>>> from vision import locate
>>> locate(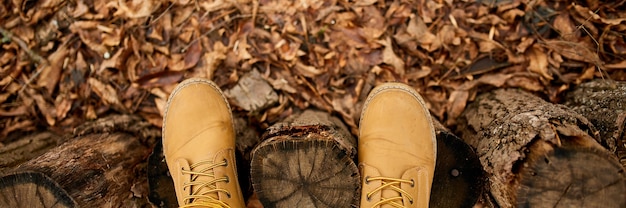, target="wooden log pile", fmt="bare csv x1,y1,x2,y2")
0,115,159,207
2,80,625,208
0,108,491,207
457,88,626,207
